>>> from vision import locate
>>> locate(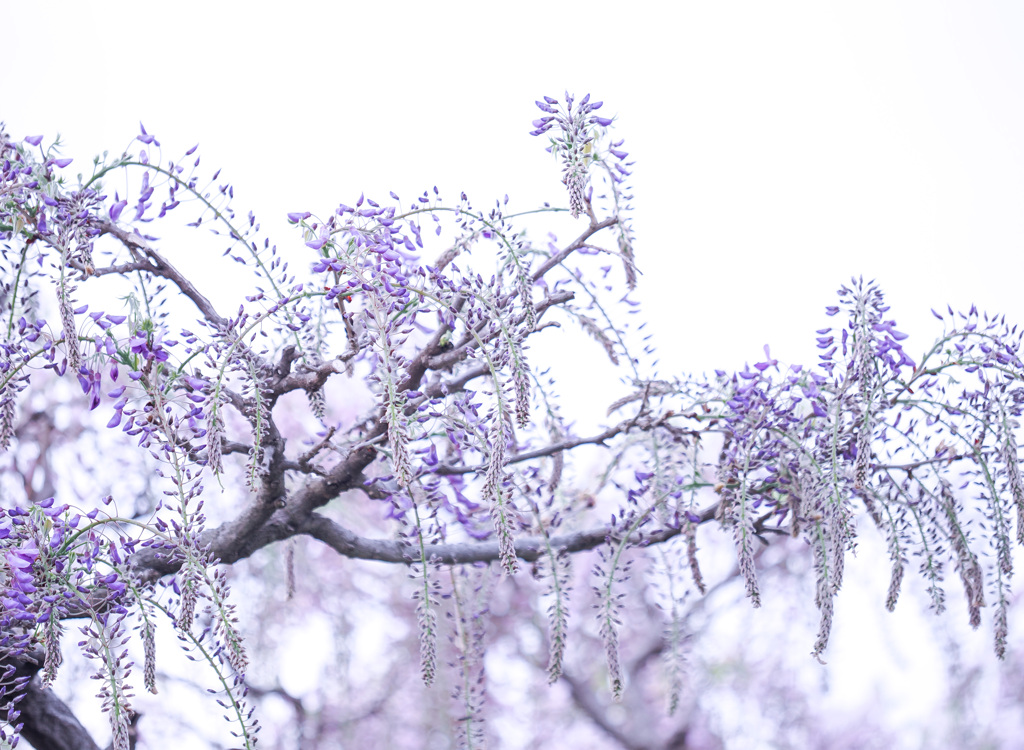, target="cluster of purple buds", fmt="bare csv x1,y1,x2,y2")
23,135,73,171
818,283,916,379
0,133,72,243
128,330,173,365
531,93,614,218
297,193,419,311
3,538,41,624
